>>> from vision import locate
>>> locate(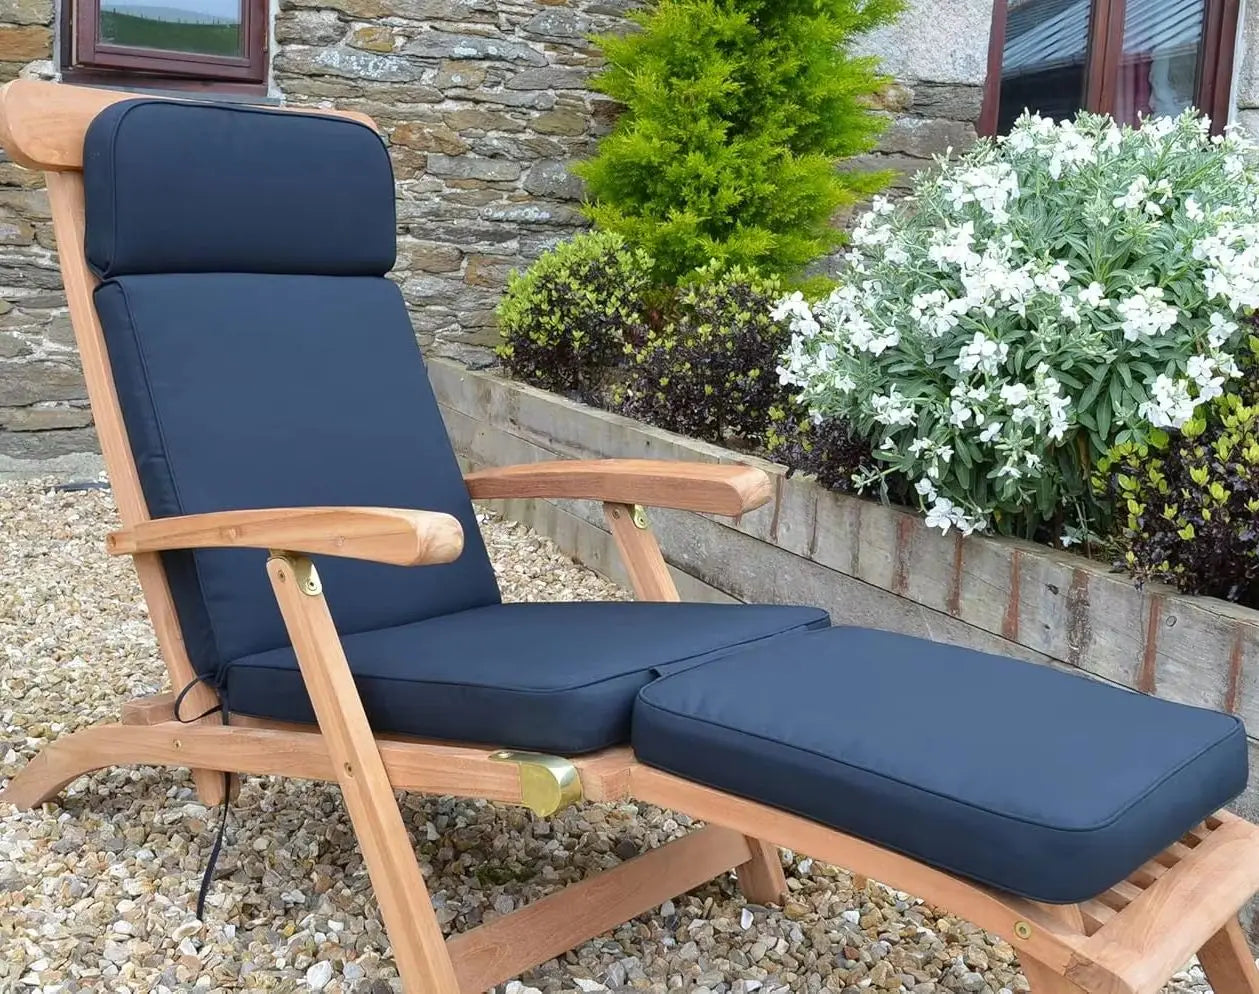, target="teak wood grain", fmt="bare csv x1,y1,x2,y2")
604,501,681,602
1198,920,1259,994
108,506,465,567
465,458,773,517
